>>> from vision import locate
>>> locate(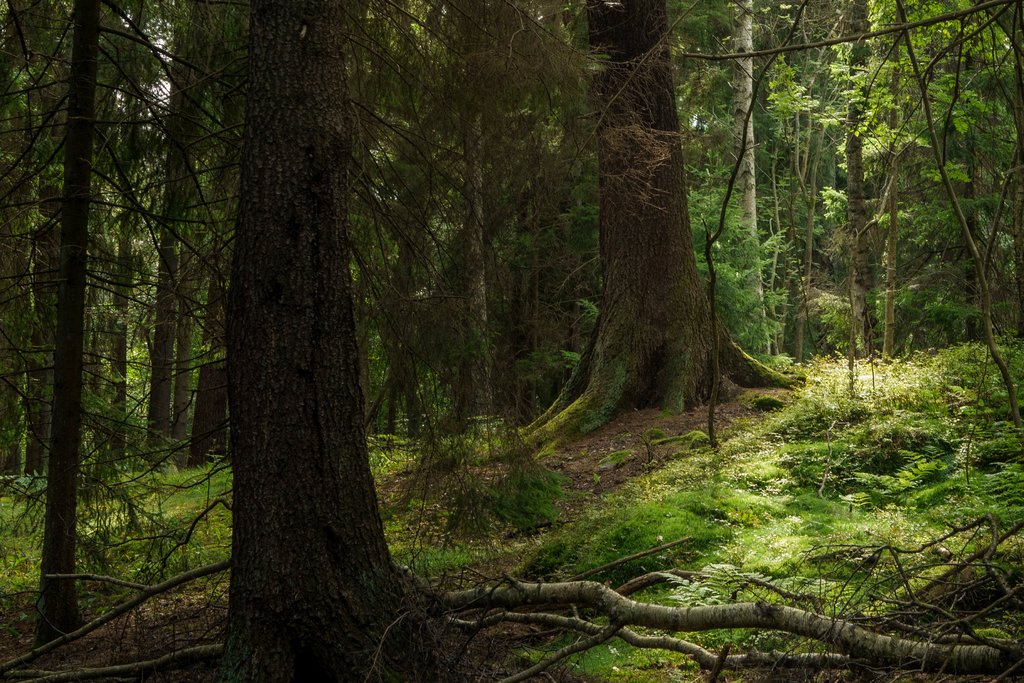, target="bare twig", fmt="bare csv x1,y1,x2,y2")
498,622,621,683
568,537,690,582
